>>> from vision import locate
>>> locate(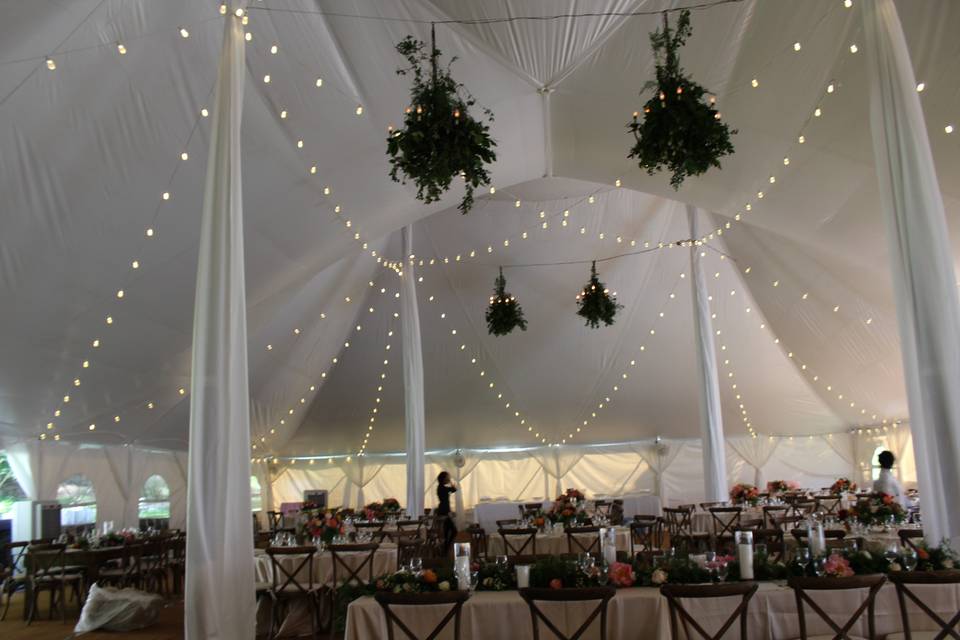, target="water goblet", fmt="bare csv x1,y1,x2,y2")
884,543,900,566
716,561,729,582
812,557,826,577
581,555,596,578
596,564,610,586
902,548,918,572
496,555,509,569
796,547,811,574
469,571,479,591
